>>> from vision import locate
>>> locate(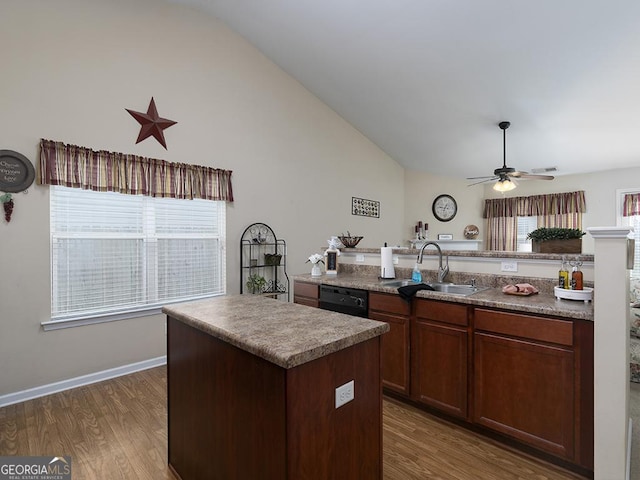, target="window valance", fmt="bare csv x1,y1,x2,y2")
37,139,233,202
483,191,585,218
623,193,640,217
